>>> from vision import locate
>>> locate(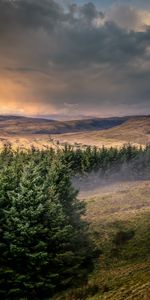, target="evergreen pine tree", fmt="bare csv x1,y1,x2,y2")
0,159,92,299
